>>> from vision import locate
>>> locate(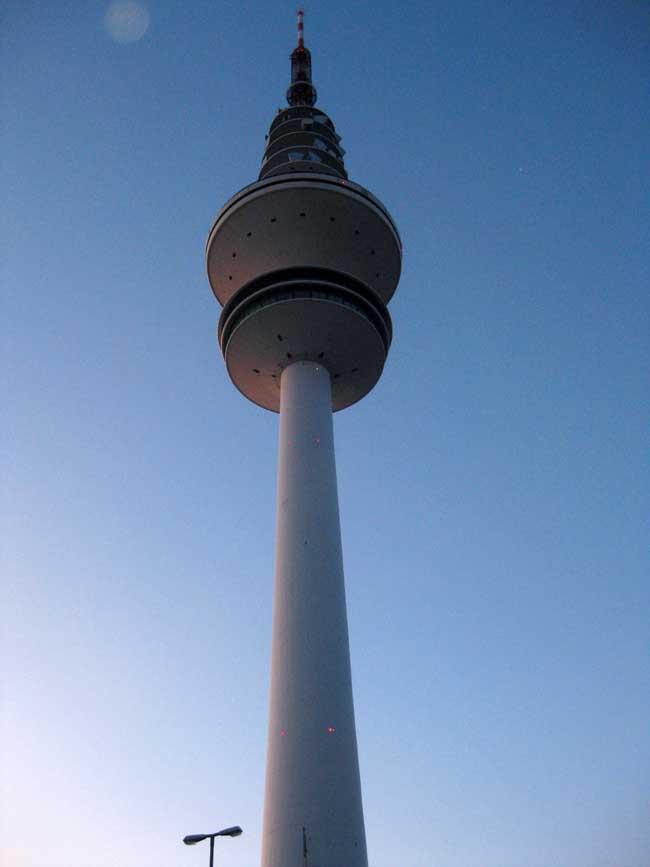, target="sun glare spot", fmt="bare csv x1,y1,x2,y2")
104,1,150,43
